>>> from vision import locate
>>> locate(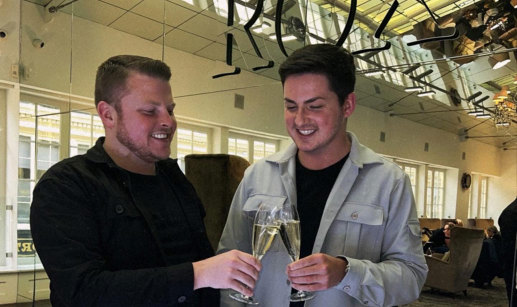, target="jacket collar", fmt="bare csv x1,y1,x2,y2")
86,137,117,166
265,132,384,168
